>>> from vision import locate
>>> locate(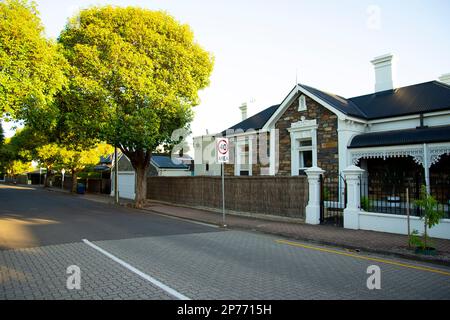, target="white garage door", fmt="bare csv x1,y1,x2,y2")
117,172,135,200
